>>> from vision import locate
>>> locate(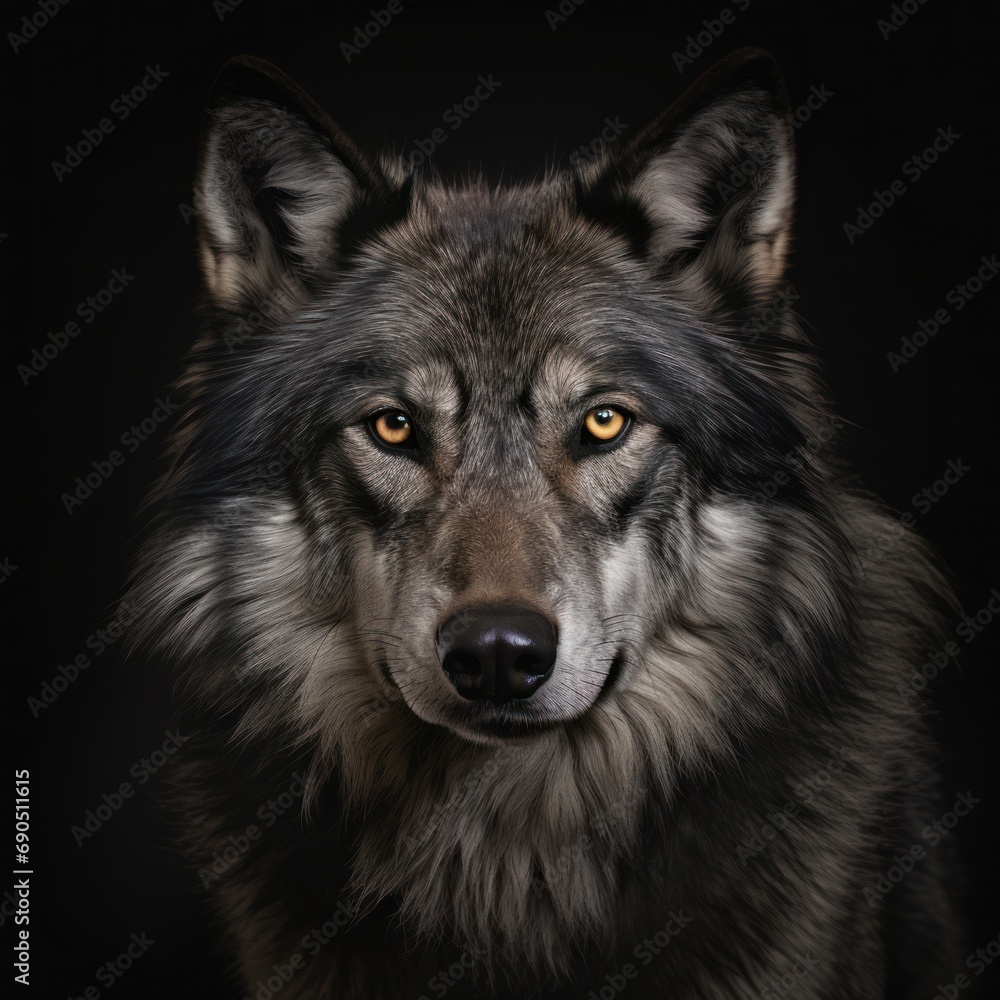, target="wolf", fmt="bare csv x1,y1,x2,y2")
128,49,964,998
